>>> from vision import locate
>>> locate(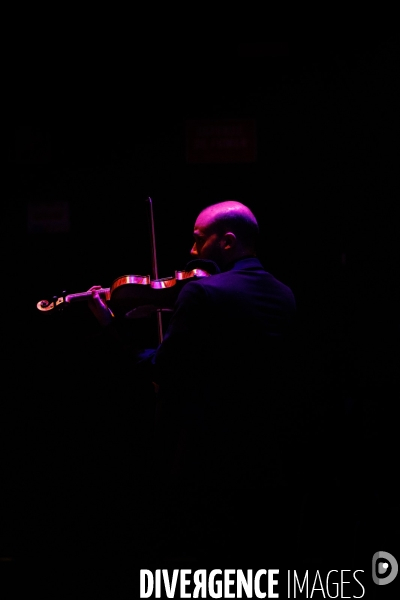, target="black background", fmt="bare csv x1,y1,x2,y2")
2,39,399,593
